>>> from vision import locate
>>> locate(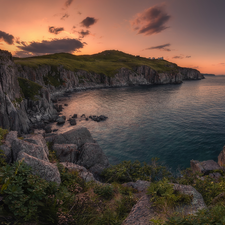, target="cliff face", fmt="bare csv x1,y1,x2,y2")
0,50,204,133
